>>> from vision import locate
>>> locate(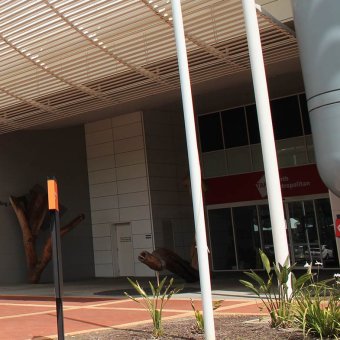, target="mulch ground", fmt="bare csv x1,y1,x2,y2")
66,315,304,339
